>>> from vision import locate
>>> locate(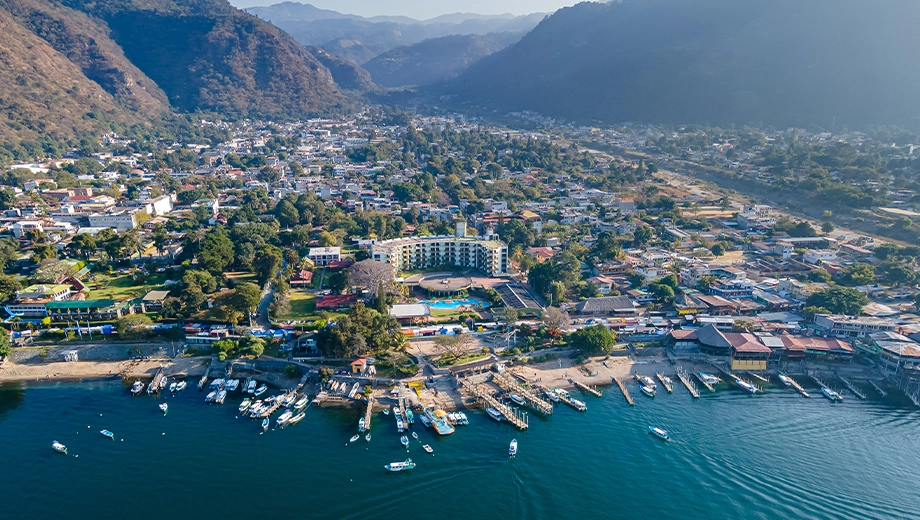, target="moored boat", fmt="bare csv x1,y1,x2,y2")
385,459,415,472
649,426,670,440
288,412,306,425
411,431,418,440
349,434,361,443
778,374,793,386
508,393,525,406
215,389,227,404
544,389,561,402
396,417,405,433
359,417,366,432
168,382,177,393
365,433,371,442
419,413,431,428
254,384,267,397
640,385,656,398
100,429,114,440
405,409,414,424
293,396,309,410
422,444,433,454
486,407,504,422
637,375,657,389
700,372,722,385
425,408,455,435
400,435,409,448
382,408,390,416
239,398,251,413
821,386,842,401
276,410,293,427
52,441,67,454
175,381,187,392
458,412,469,425
509,438,518,457
736,379,758,394
570,398,588,411
131,381,145,395
247,380,257,394
262,418,269,432
159,403,168,415
205,390,217,403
